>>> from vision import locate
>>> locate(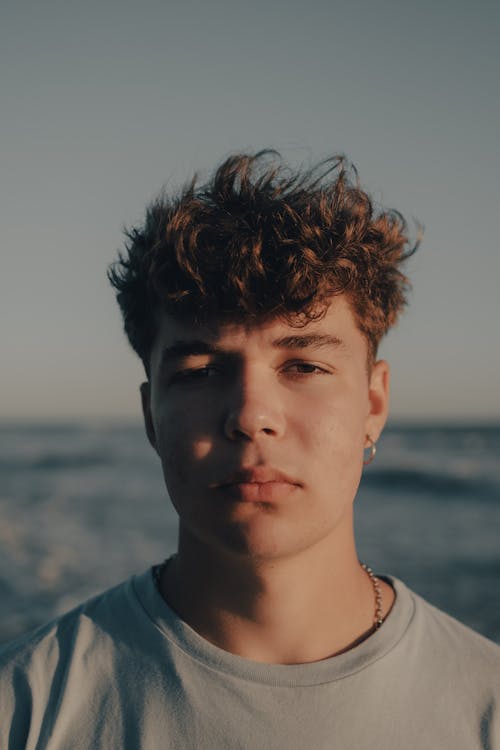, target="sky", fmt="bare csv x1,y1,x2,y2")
2,0,499,423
